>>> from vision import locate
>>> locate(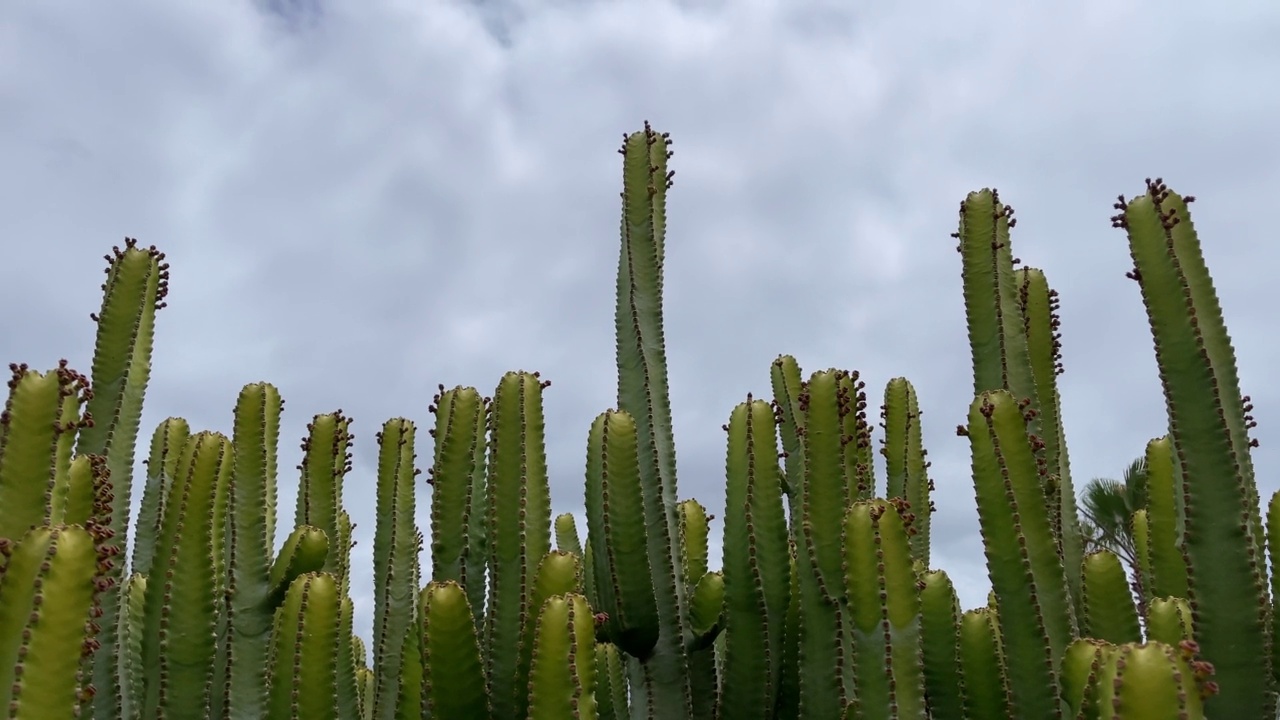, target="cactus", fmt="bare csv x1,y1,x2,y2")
2,132,1275,720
